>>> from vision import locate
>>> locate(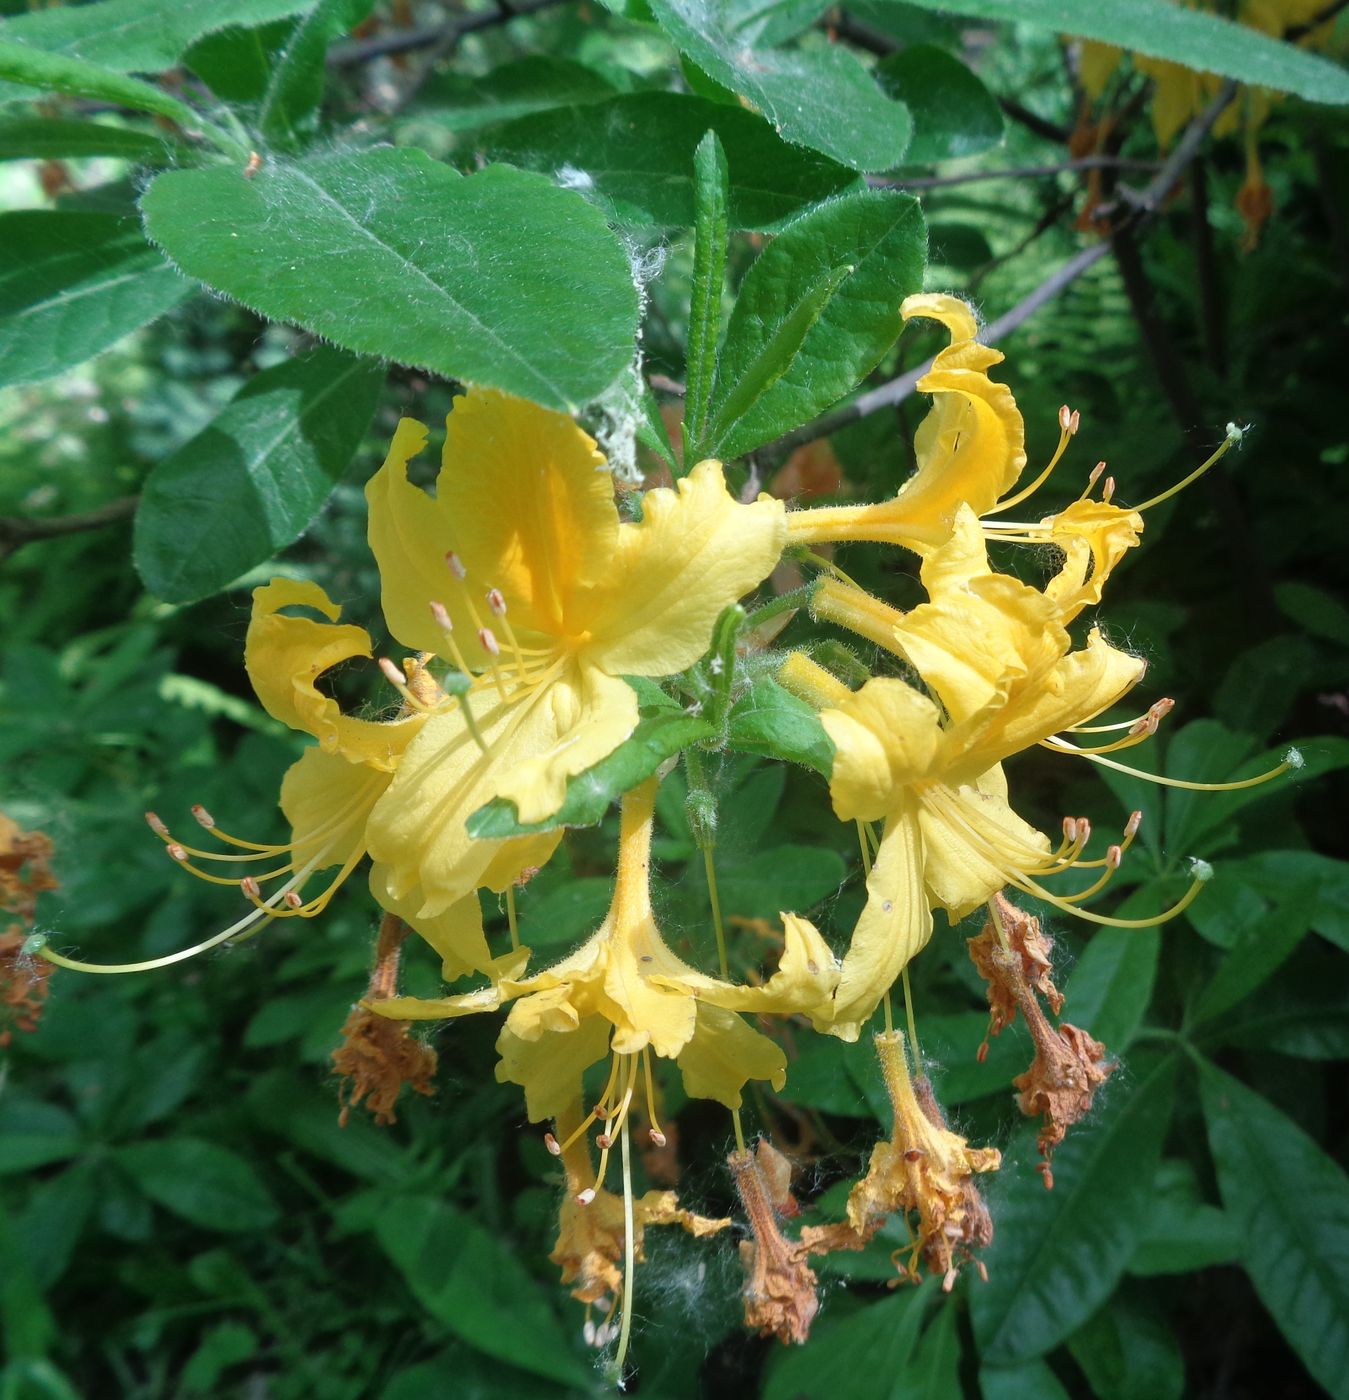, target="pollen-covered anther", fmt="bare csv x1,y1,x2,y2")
544,1132,562,1156
1058,403,1076,433
1105,844,1122,870
1102,475,1116,502
444,550,467,580
283,890,304,910
1124,810,1143,839
145,811,169,838
191,804,216,829
167,843,189,862
575,1187,597,1207
377,657,405,687
595,1131,613,1150
487,588,507,617
240,876,261,900
428,599,453,631
1087,460,1106,488
649,1128,667,1148
477,627,501,658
